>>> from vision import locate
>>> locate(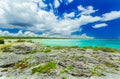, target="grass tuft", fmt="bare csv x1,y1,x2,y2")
32,61,56,74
